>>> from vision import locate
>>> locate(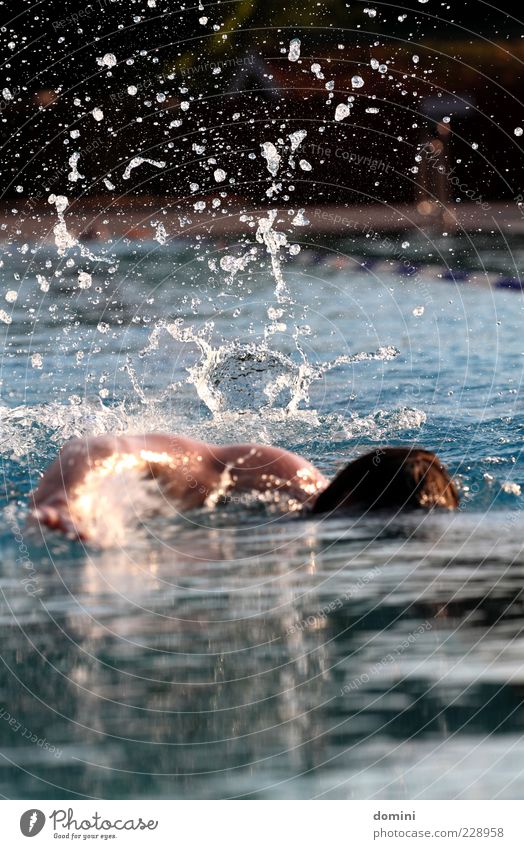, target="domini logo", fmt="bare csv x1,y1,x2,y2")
20,809,46,837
